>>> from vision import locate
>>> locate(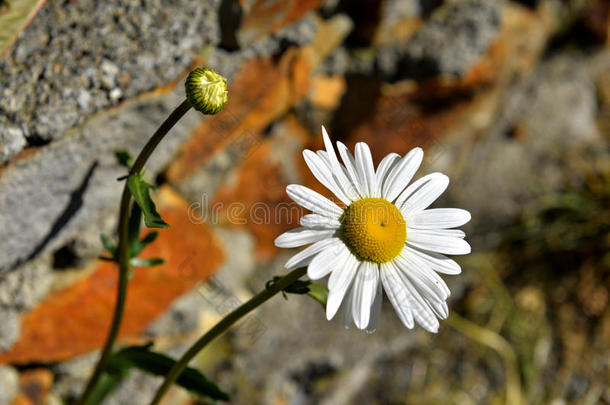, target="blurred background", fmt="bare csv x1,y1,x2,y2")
0,0,609,404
